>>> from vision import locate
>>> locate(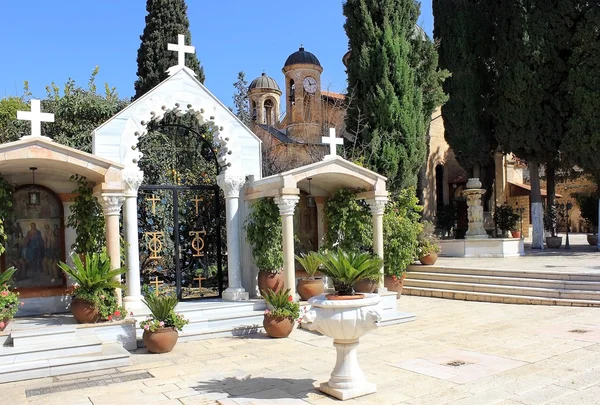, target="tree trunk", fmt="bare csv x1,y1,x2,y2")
529,160,544,249
546,163,556,237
